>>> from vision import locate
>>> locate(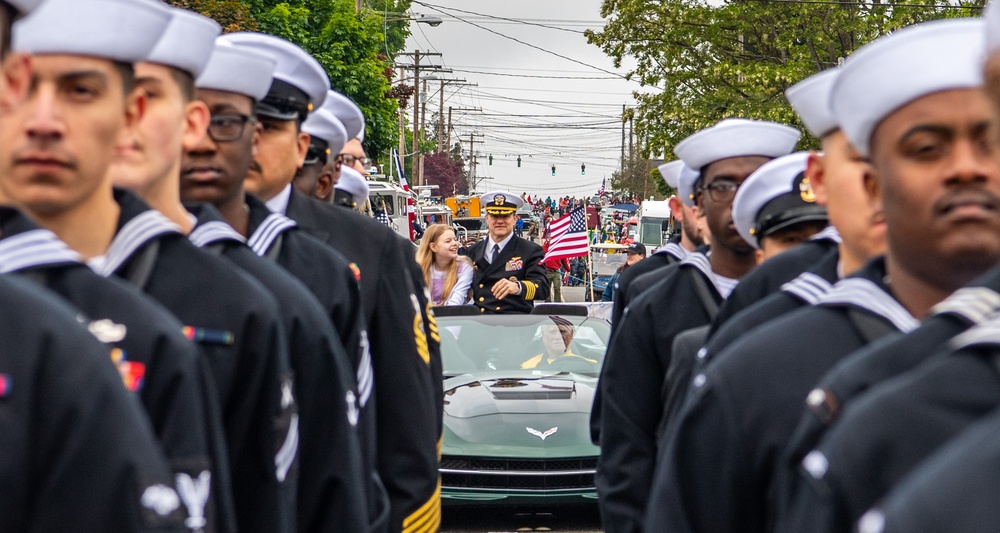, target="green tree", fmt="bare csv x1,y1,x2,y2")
169,0,416,164
587,0,984,160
